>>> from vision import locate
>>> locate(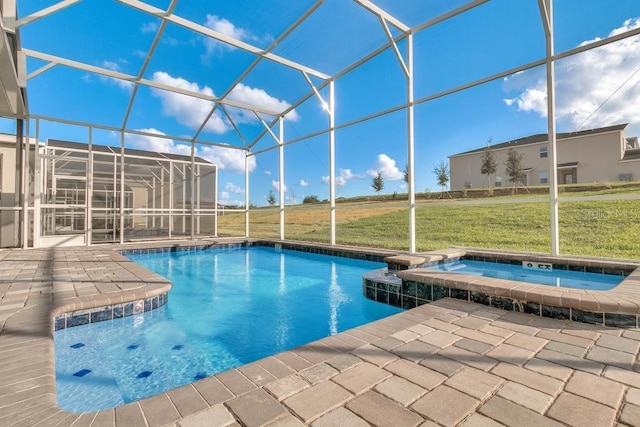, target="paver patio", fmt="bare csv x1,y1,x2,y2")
1,241,640,426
